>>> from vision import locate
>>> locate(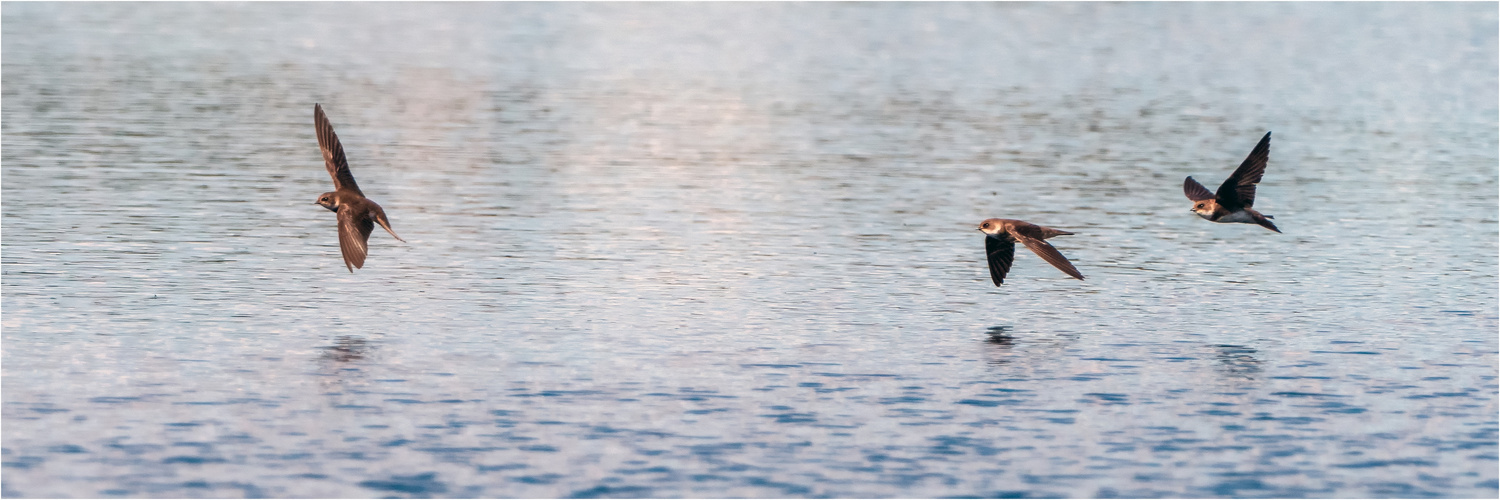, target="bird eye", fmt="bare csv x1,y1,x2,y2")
981,223,990,229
